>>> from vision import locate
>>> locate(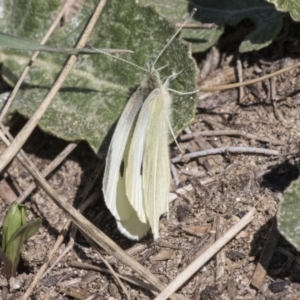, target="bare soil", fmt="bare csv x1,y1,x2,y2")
2,15,300,300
